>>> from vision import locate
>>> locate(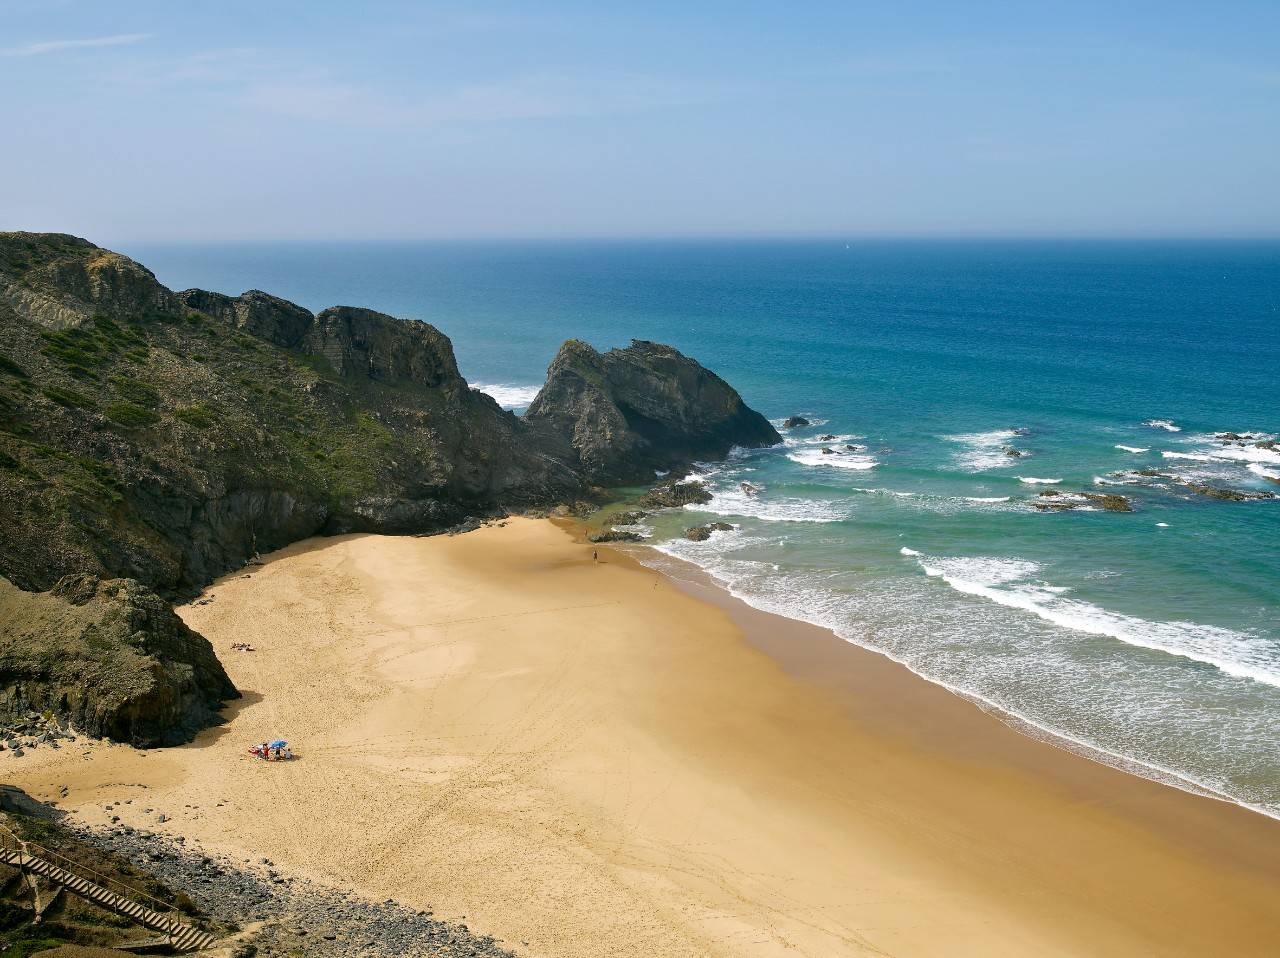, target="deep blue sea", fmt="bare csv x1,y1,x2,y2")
125,239,1280,817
